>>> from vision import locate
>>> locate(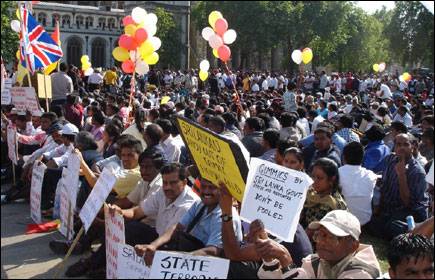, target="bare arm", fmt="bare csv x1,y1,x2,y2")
412,217,434,238
395,159,411,207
